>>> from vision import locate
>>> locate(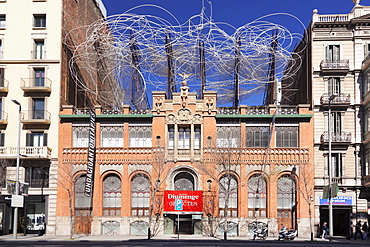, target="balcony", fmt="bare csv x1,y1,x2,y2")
0,146,52,159
0,78,9,93
166,149,202,161
21,78,52,93
320,93,350,109
21,110,51,125
320,131,351,150
0,111,8,125
320,59,349,74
